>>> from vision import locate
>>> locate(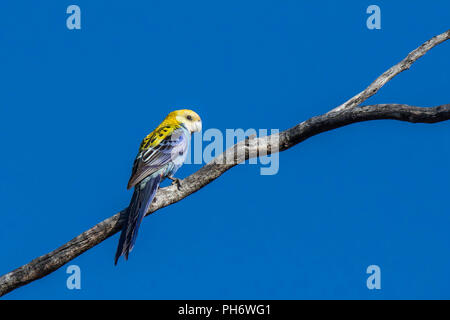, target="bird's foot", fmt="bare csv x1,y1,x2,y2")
168,176,182,190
